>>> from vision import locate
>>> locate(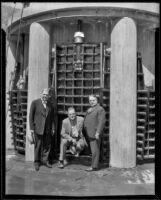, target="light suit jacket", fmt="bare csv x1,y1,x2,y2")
61,116,84,140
